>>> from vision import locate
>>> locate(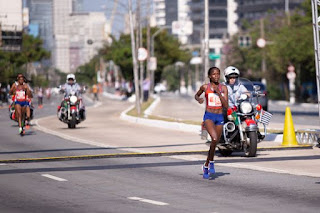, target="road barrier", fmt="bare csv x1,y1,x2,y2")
296,129,320,145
